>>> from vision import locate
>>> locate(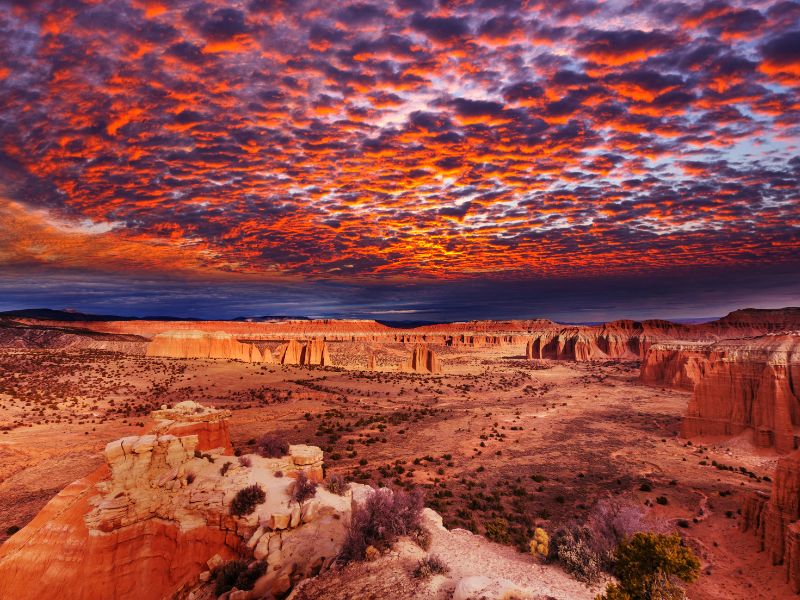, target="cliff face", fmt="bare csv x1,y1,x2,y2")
404,345,442,374
639,343,714,390
679,335,800,453
276,339,333,366
526,309,800,363
741,448,800,592
146,330,267,363
0,402,349,600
